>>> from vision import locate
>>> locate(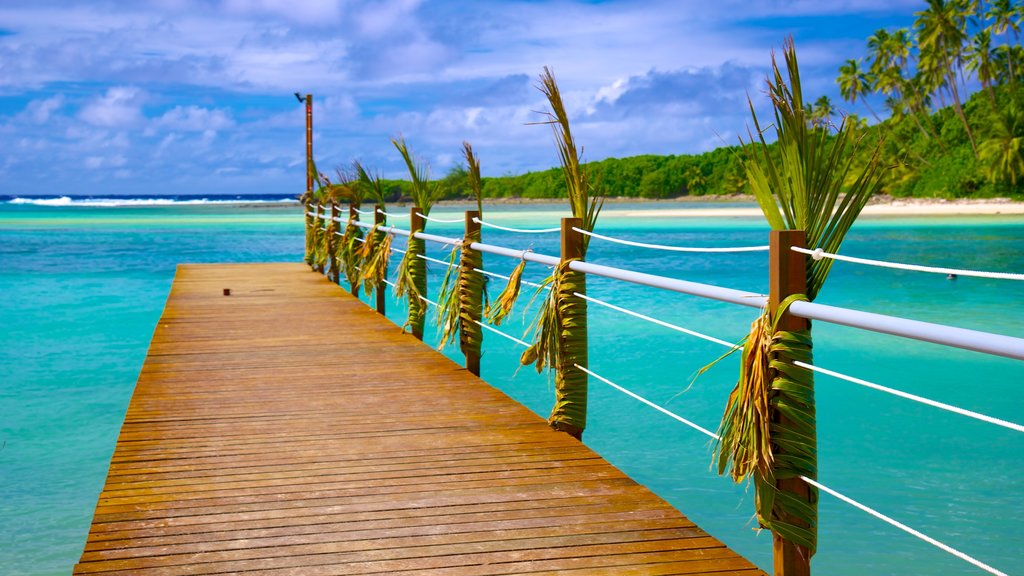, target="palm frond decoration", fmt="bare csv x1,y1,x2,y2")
357,224,393,296
329,168,366,292
485,258,526,325
354,162,391,297
516,67,604,438
713,38,888,556
391,137,440,337
436,142,487,364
